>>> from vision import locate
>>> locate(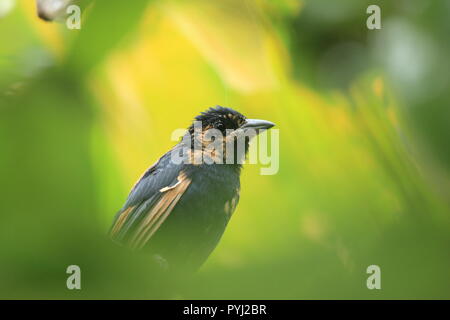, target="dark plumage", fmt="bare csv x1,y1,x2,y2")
109,106,274,272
